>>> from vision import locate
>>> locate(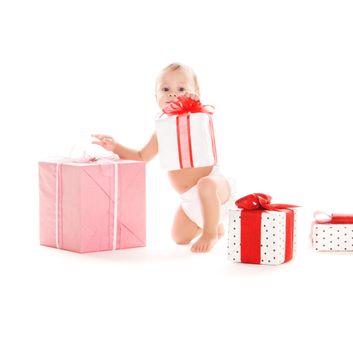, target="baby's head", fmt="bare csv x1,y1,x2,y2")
155,63,200,109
